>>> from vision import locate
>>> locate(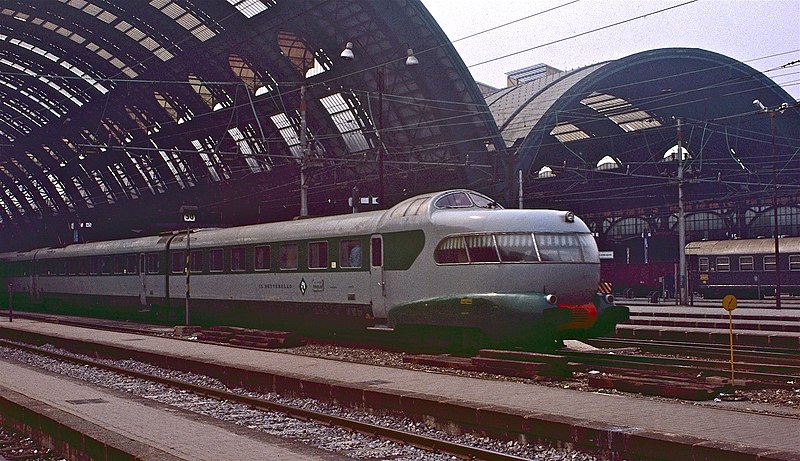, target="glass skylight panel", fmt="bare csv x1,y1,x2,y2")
270,113,302,157
110,163,138,199
580,91,662,133
30,179,55,210
227,0,273,18
191,138,229,180
321,93,370,153
158,150,185,189
550,123,590,143
150,0,218,42
126,151,163,194
0,196,11,217
16,183,39,211
89,169,115,203
3,188,23,214
228,127,264,173
72,176,94,208
47,174,73,208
